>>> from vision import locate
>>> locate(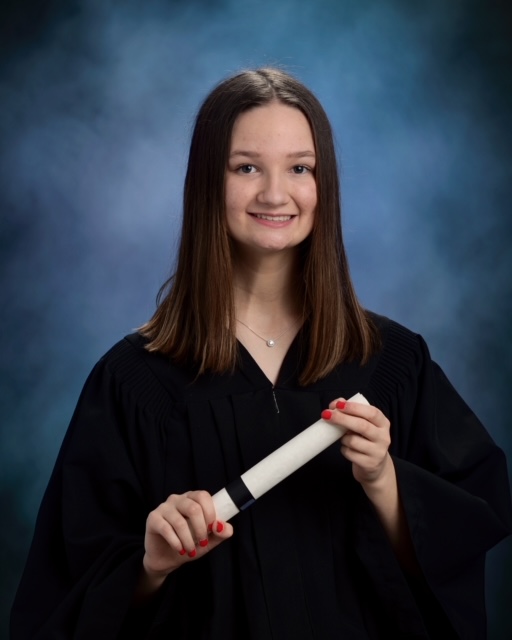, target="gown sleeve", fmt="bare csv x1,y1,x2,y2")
360,318,512,637
10,339,180,639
